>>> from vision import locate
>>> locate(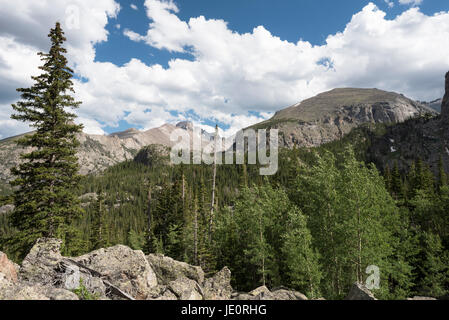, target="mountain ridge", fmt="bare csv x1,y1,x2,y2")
0,87,441,190
0,121,212,189
252,87,437,148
